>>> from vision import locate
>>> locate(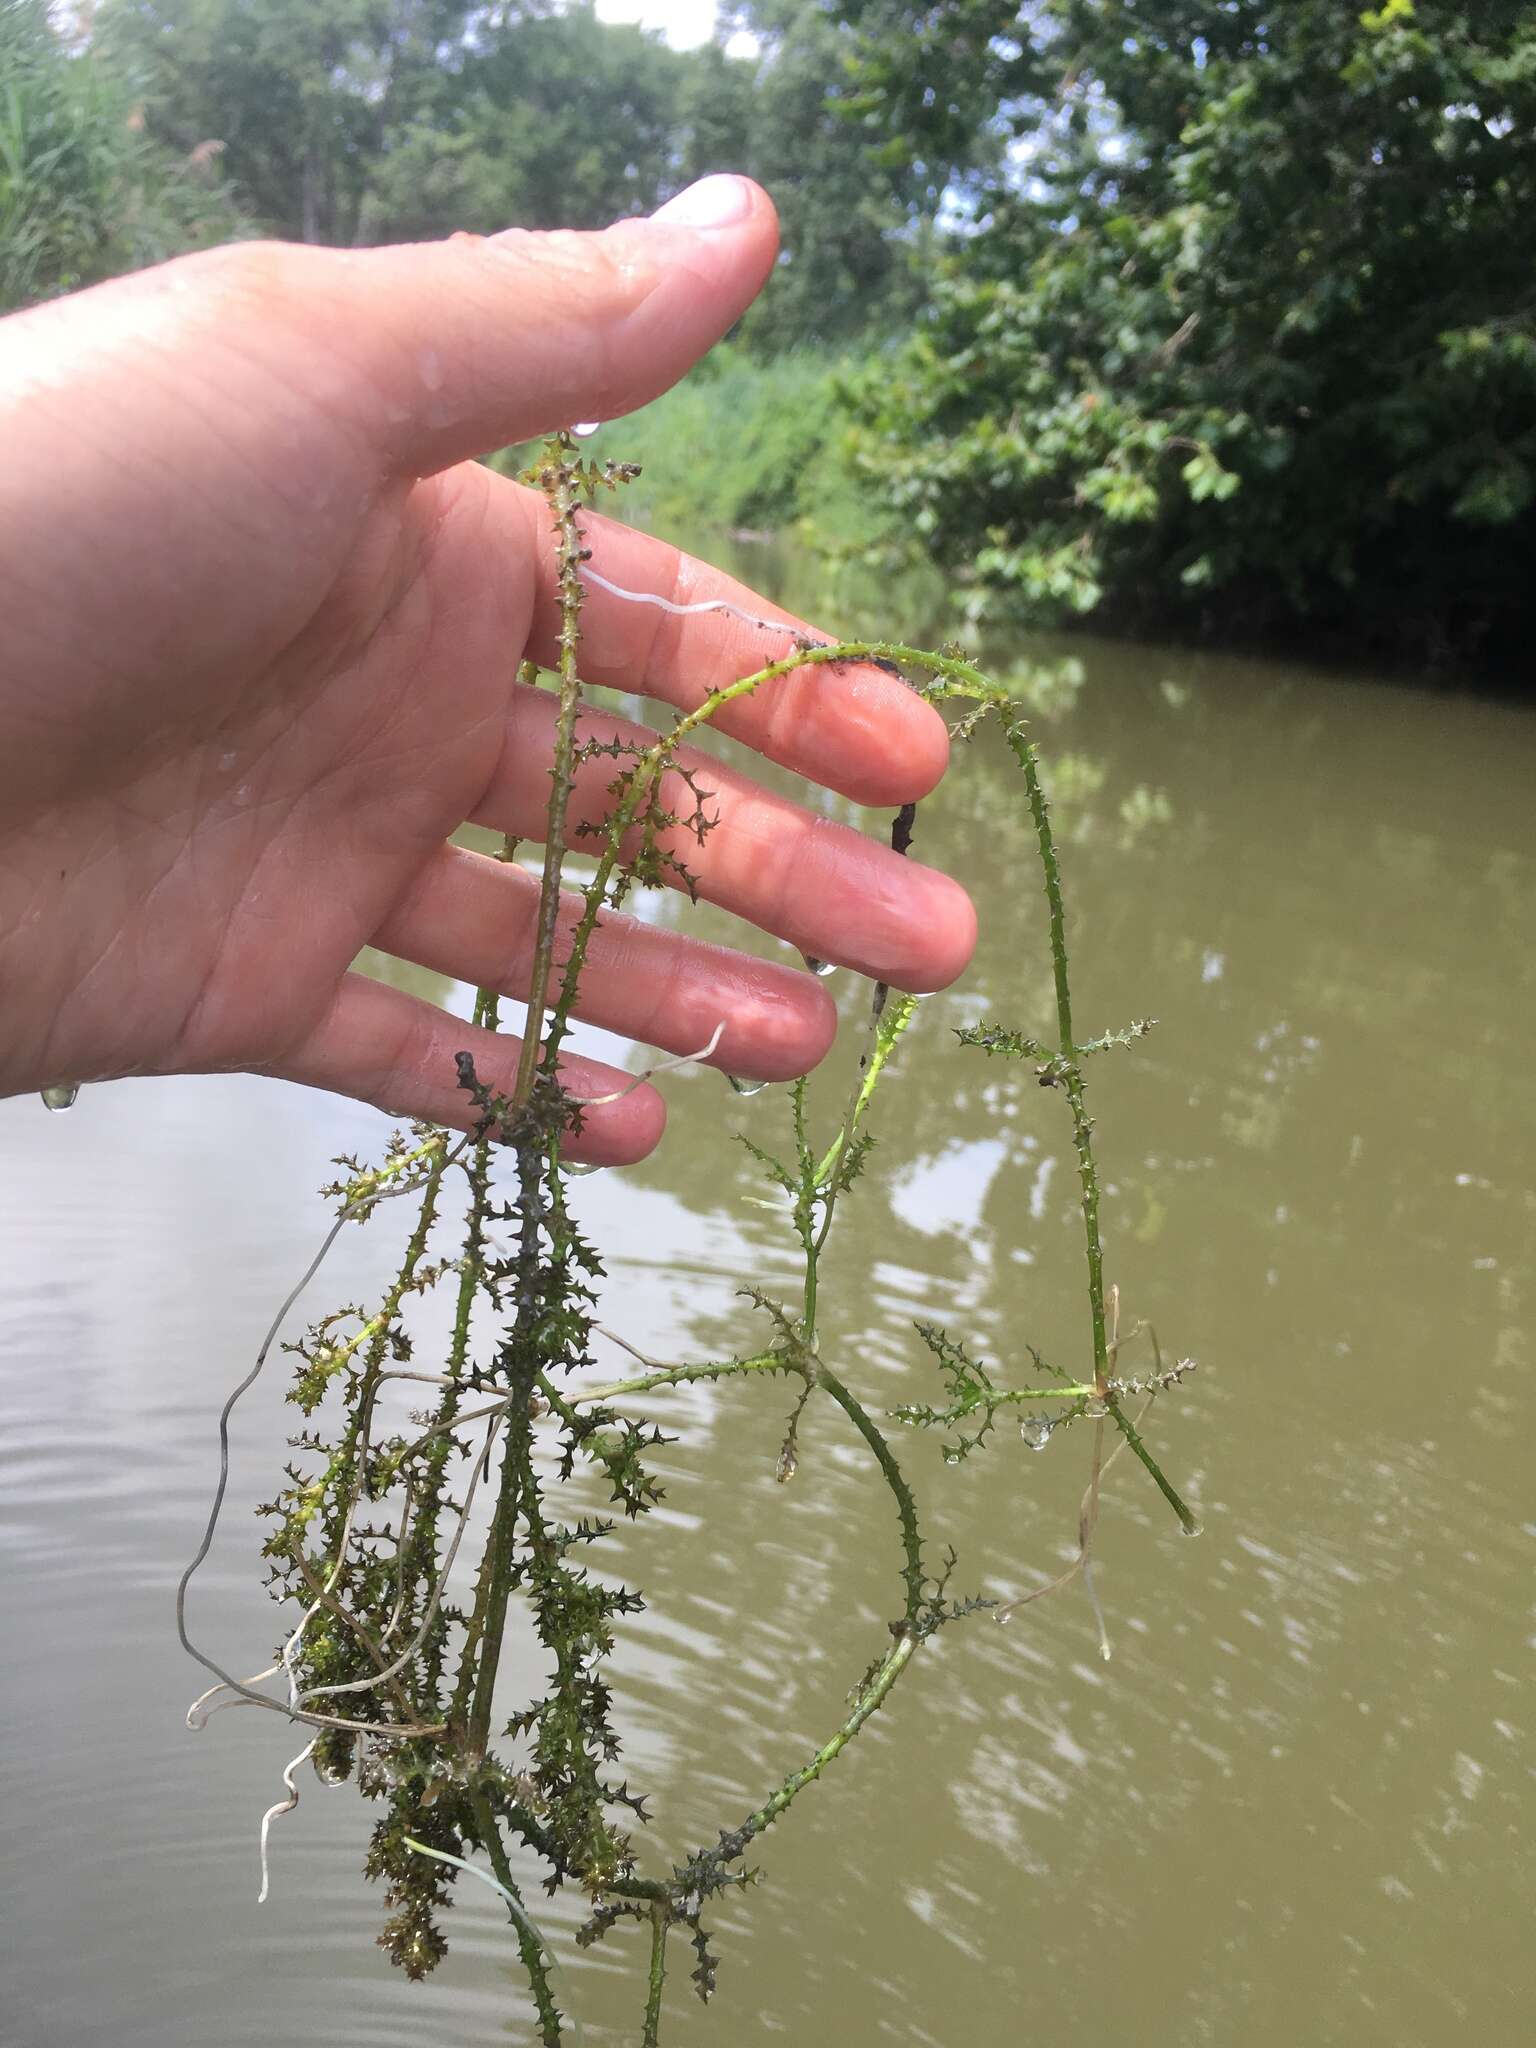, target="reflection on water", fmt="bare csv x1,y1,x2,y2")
2,553,1534,2047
